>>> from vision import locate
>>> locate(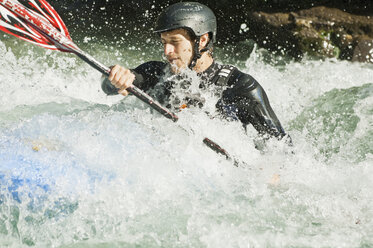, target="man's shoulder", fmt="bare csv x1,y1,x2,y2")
216,63,258,89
